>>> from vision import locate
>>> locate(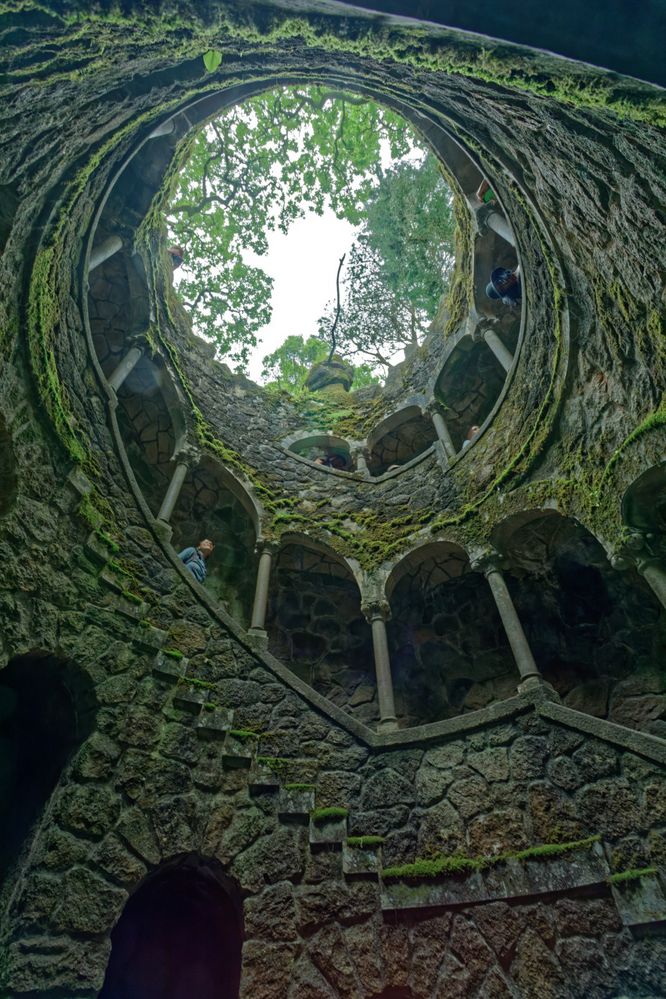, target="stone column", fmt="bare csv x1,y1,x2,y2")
108,346,143,391
89,235,123,272
473,554,542,686
249,542,277,639
427,405,456,460
363,602,398,731
611,534,666,612
157,446,199,525
350,445,369,475
482,328,514,373
148,118,176,139
485,210,515,246
636,556,666,610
